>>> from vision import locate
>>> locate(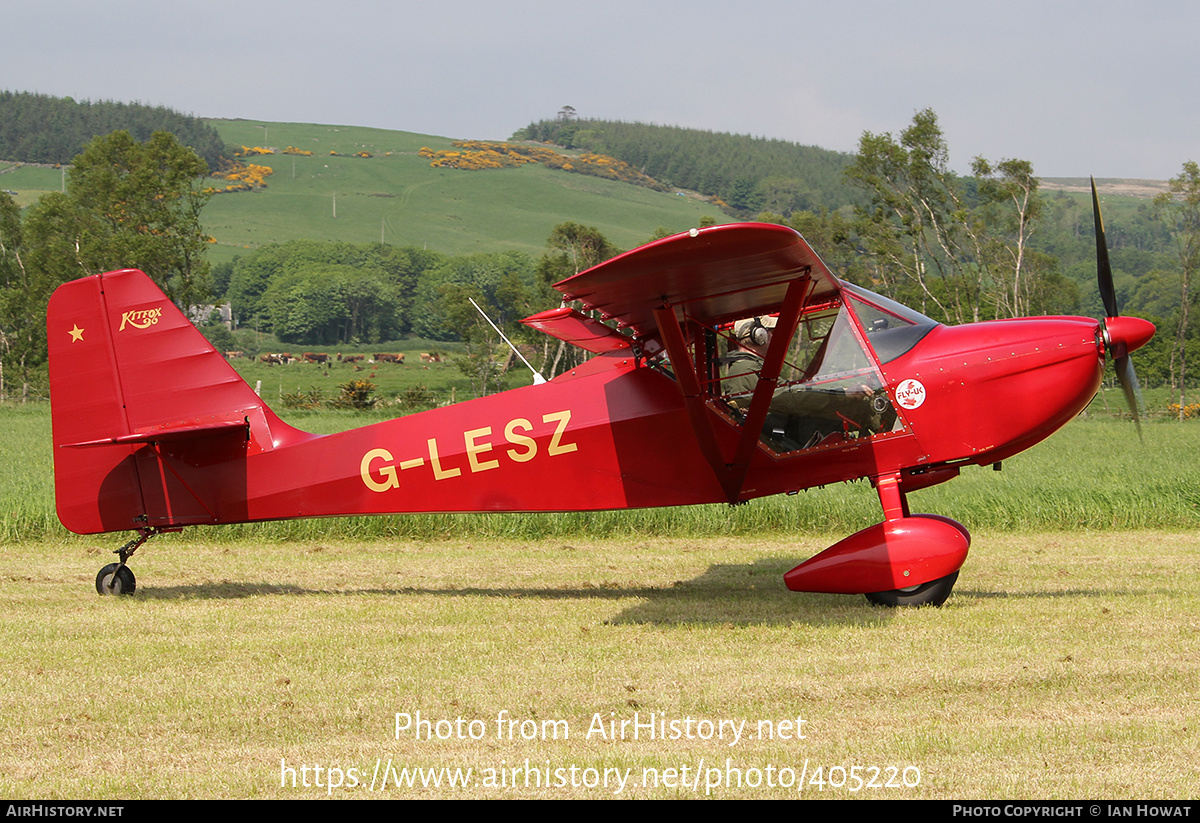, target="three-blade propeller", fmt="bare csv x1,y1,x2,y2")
1092,177,1153,439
